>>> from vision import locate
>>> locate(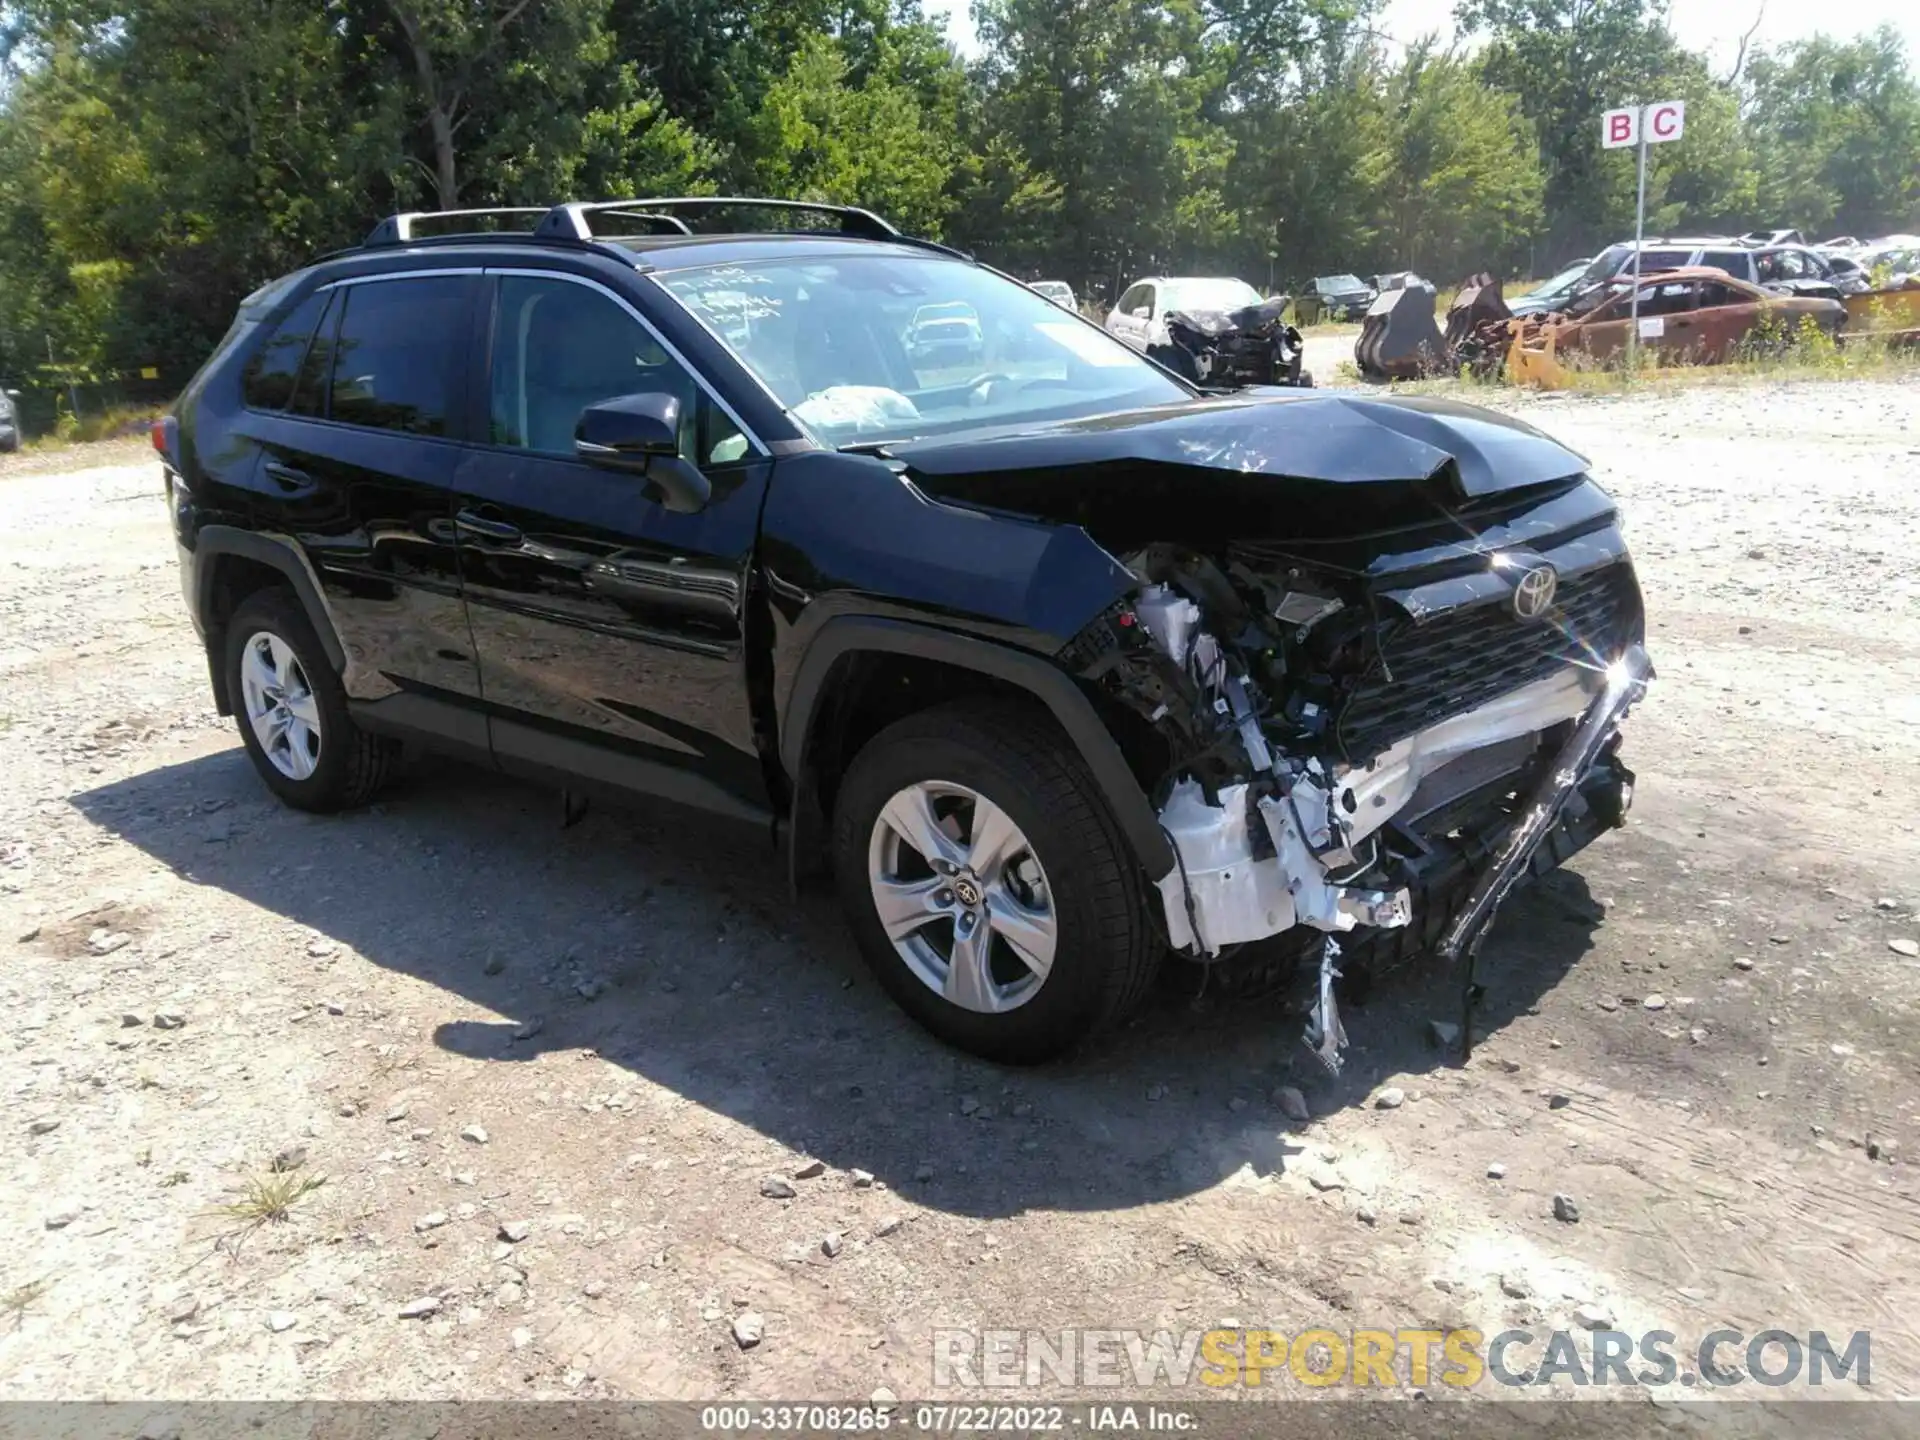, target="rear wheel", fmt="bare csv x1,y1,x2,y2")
224,588,394,812
832,700,1158,1063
